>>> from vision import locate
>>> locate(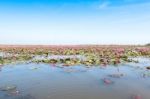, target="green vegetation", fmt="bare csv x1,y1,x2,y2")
0,45,150,66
